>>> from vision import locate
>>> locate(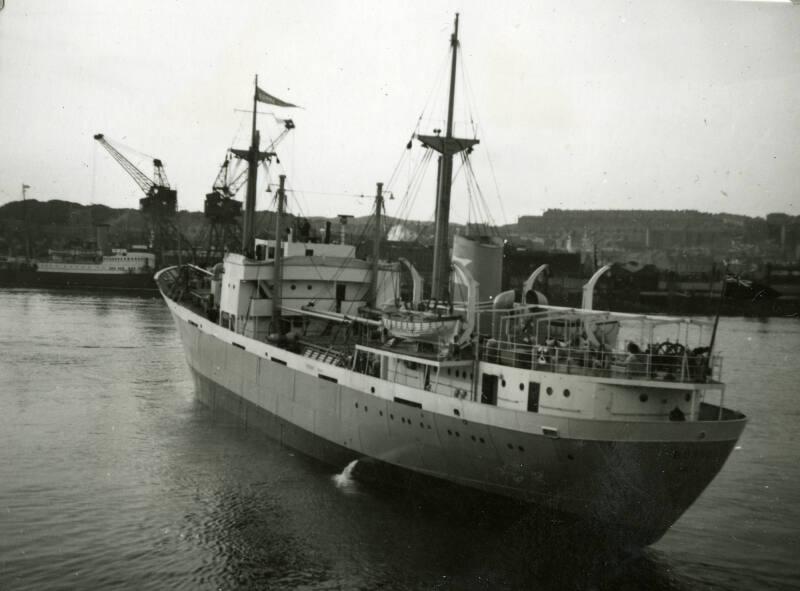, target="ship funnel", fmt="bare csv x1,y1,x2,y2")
452,234,503,333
